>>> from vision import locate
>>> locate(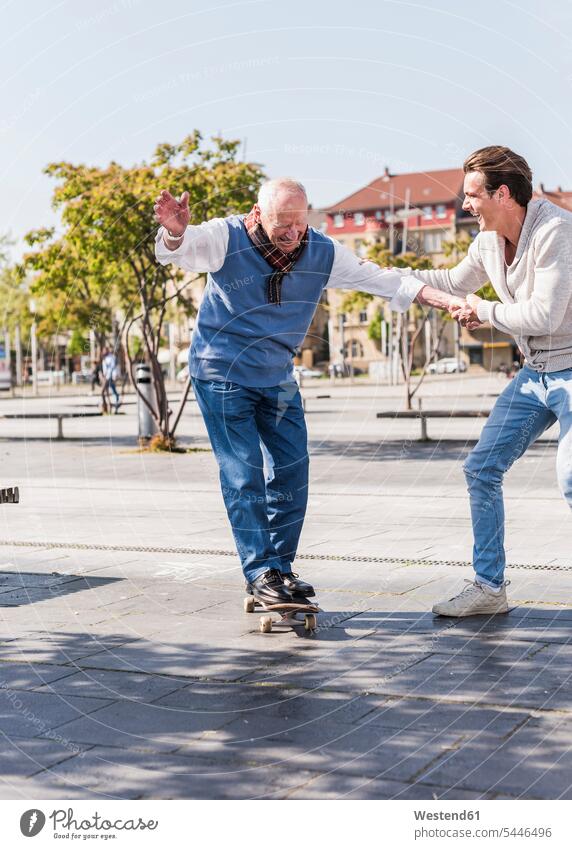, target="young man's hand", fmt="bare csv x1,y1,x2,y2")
153,190,190,237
